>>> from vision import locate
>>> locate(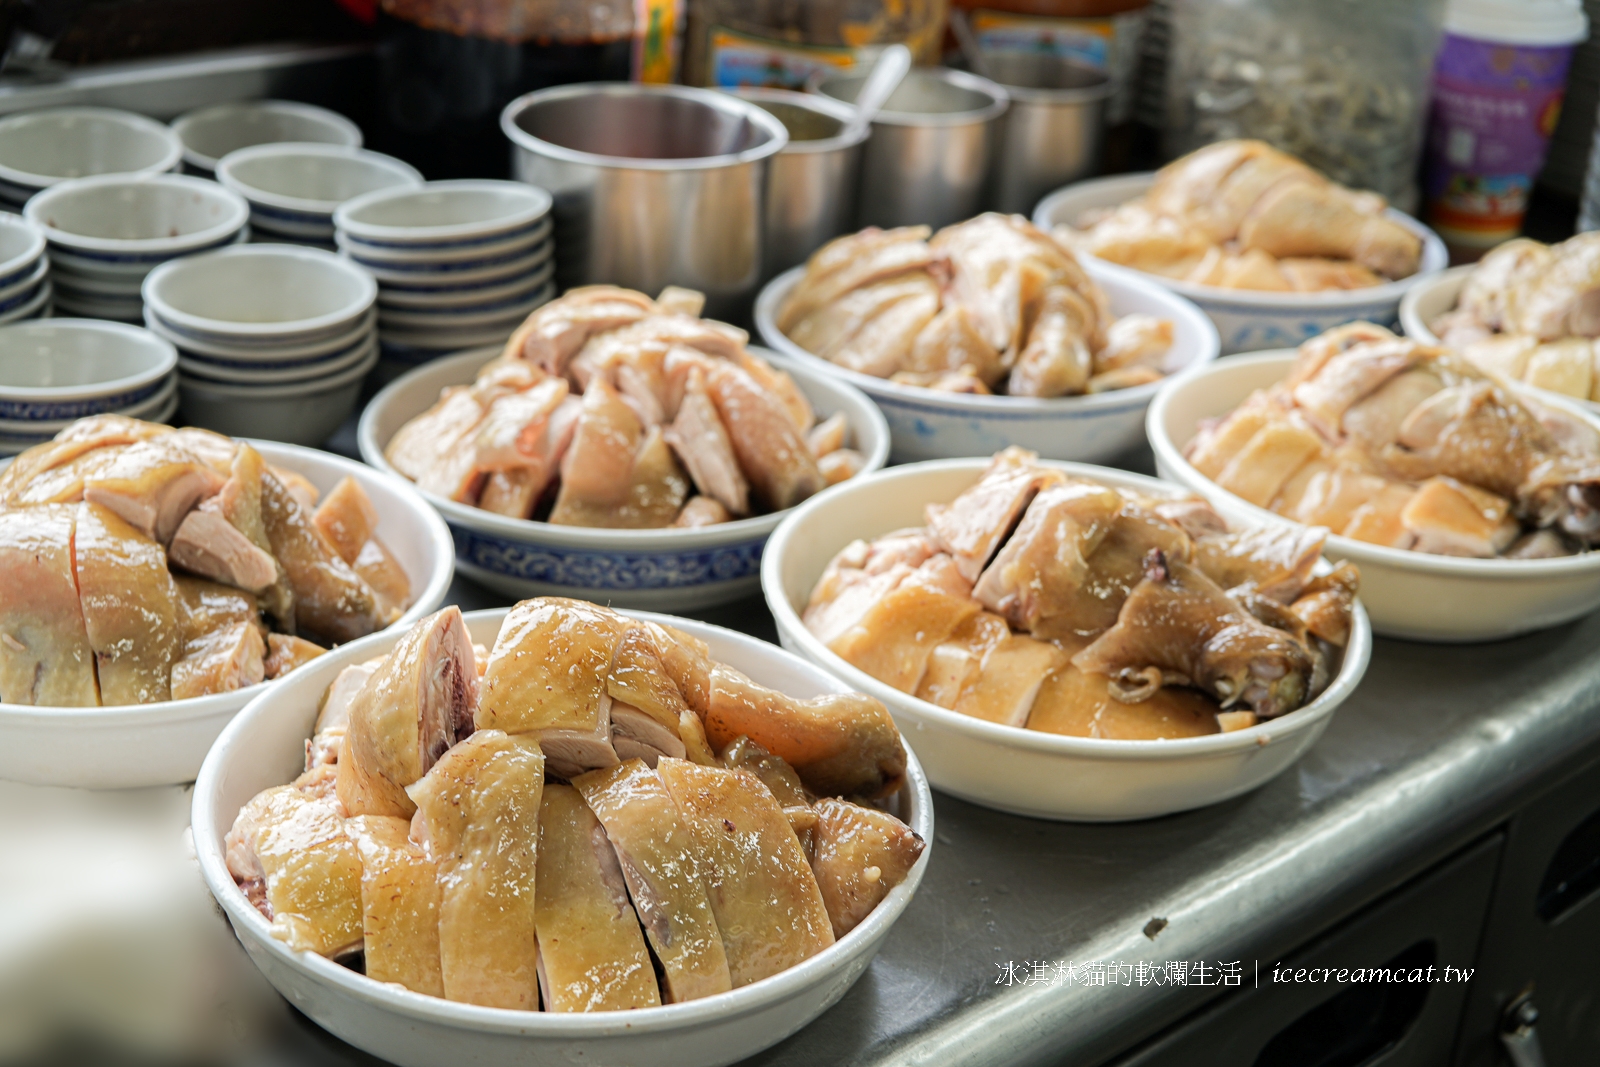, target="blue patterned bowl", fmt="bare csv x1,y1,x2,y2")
1033,172,1449,356
0,318,176,423
358,345,890,610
